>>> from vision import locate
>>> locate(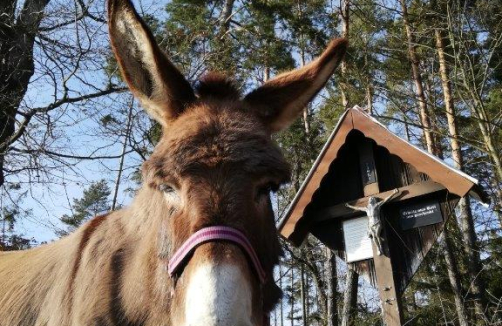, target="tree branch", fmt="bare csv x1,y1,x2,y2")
39,0,106,32
8,147,135,160
0,86,127,151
